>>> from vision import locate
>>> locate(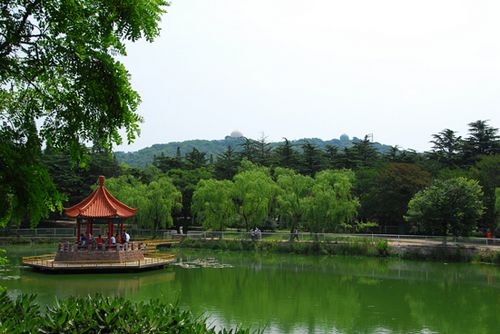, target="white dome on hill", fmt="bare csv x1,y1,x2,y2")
229,130,244,138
